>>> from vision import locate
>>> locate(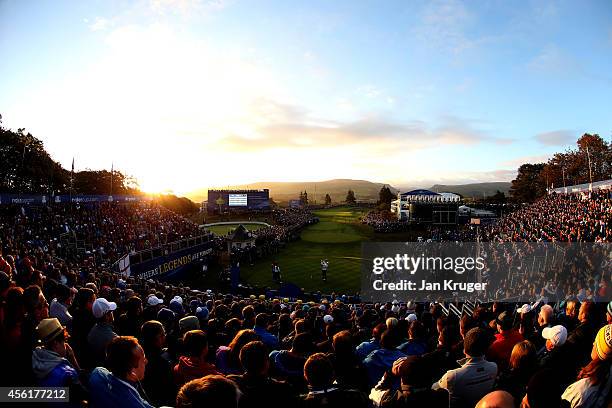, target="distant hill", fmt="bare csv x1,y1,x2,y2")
429,182,511,198
186,179,399,203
